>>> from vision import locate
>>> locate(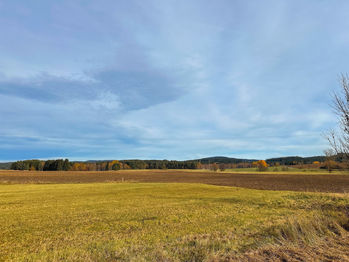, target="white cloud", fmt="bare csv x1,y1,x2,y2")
0,0,348,160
